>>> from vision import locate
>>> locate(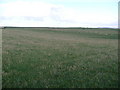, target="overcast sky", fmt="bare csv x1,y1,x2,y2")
0,0,119,28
